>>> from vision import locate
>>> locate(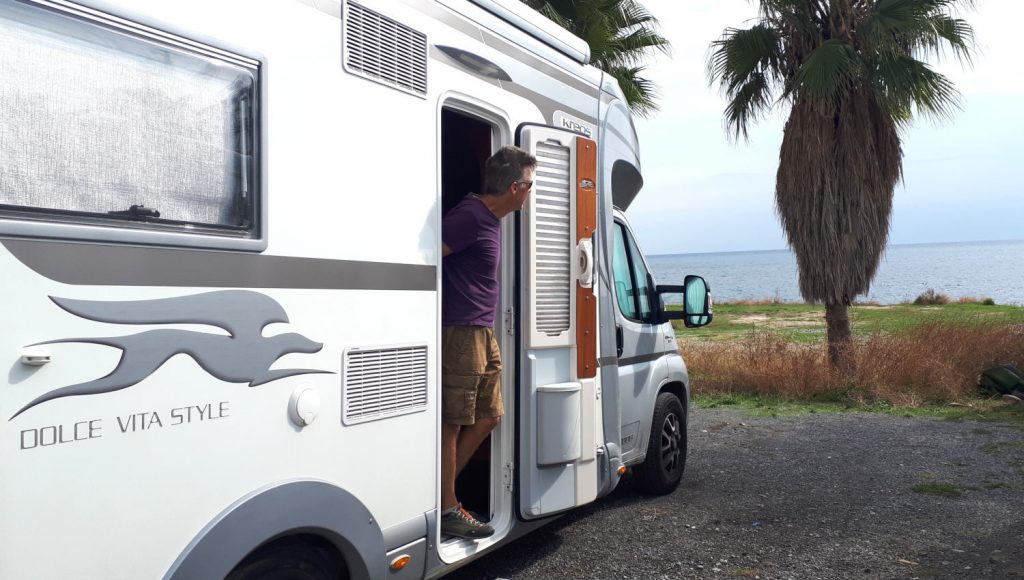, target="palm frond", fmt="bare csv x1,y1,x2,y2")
926,15,975,64
607,64,660,117
707,25,781,94
522,0,669,113
724,72,773,141
872,54,962,126
785,39,862,109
